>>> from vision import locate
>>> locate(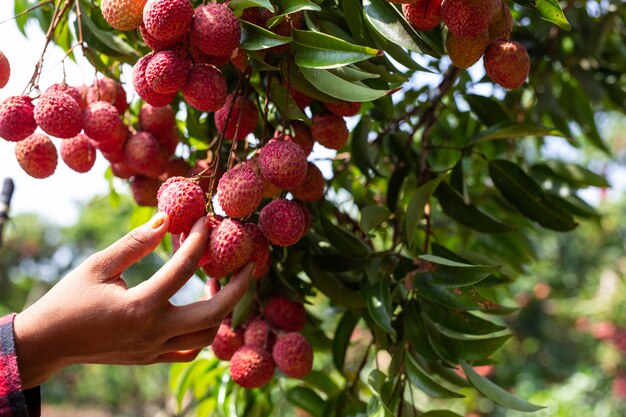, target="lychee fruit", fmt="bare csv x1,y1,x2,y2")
446,30,490,69
140,23,177,51
138,104,176,138
132,53,177,107
402,0,443,31
246,223,271,279
296,201,312,236
441,0,495,39
289,162,324,202
264,296,307,332
143,0,194,45
488,2,513,40
288,121,315,156
229,345,275,389
212,319,244,361
86,77,128,114
124,131,168,178
131,176,162,206
259,199,306,247
157,176,206,234
15,133,57,179
310,112,349,150
0,96,36,142
272,333,313,378
258,139,308,189
189,4,241,60
44,82,85,109
34,91,83,138
0,51,9,88
101,0,147,30
110,160,136,179
484,39,529,90
95,120,130,154
214,95,258,140
244,319,275,349
289,86,313,110
217,163,264,219
145,50,191,94
182,64,227,112
325,100,362,117
208,218,254,277
157,127,181,155
162,157,191,179
60,133,96,173
243,157,280,199
83,101,120,142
